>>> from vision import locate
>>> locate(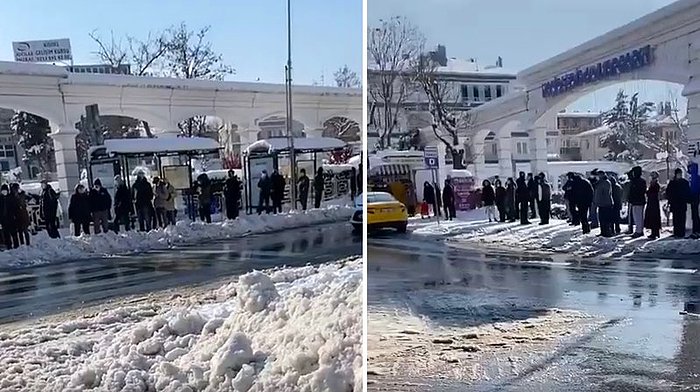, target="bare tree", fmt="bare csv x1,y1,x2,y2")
368,17,424,149
334,65,360,88
667,97,689,170
164,23,234,80
413,53,475,168
323,117,361,142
